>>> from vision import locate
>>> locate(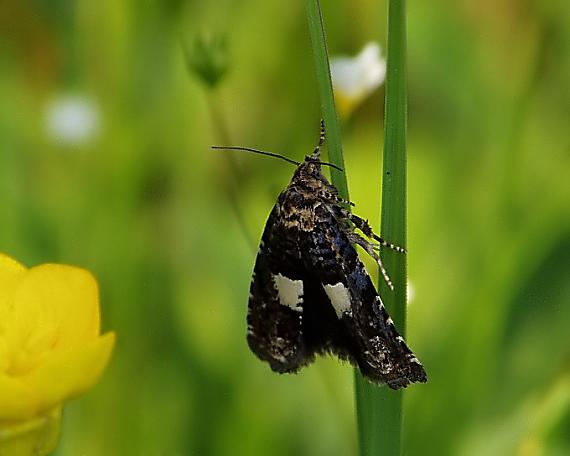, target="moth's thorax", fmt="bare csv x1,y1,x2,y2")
277,164,332,232
277,188,322,232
